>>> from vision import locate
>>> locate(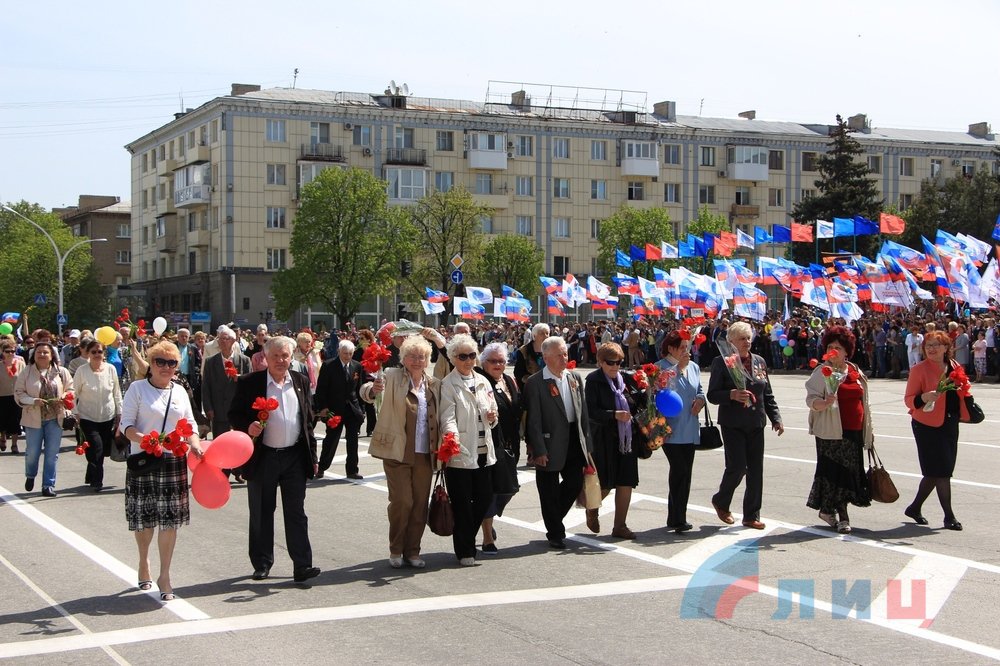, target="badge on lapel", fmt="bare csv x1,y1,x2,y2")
549,382,560,398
